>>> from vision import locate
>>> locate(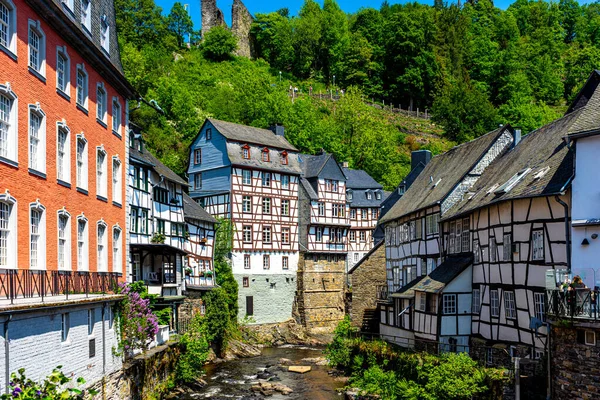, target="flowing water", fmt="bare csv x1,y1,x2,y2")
186,345,346,399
